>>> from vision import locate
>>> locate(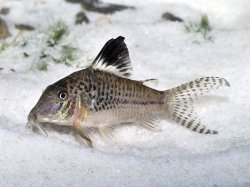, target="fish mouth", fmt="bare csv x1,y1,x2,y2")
27,111,48,136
